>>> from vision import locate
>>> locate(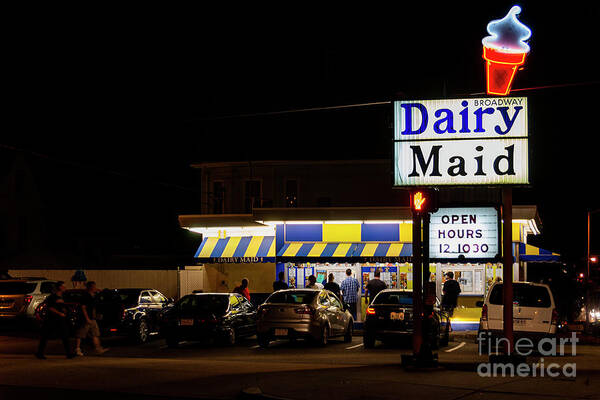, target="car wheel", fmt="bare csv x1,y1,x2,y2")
363,332,375,348
440,323,450,347
343,322,353,343
318,325,329,346
136,319,150,343
223,328,236,346
257,333,270,348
